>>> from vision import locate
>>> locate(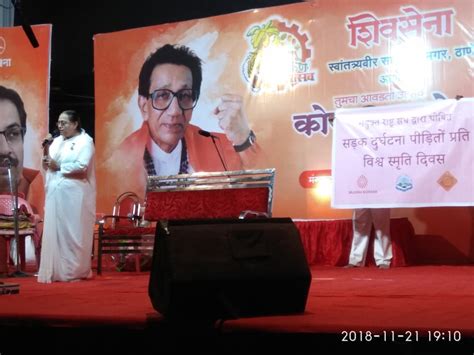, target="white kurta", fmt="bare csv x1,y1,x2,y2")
37,130,96,283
